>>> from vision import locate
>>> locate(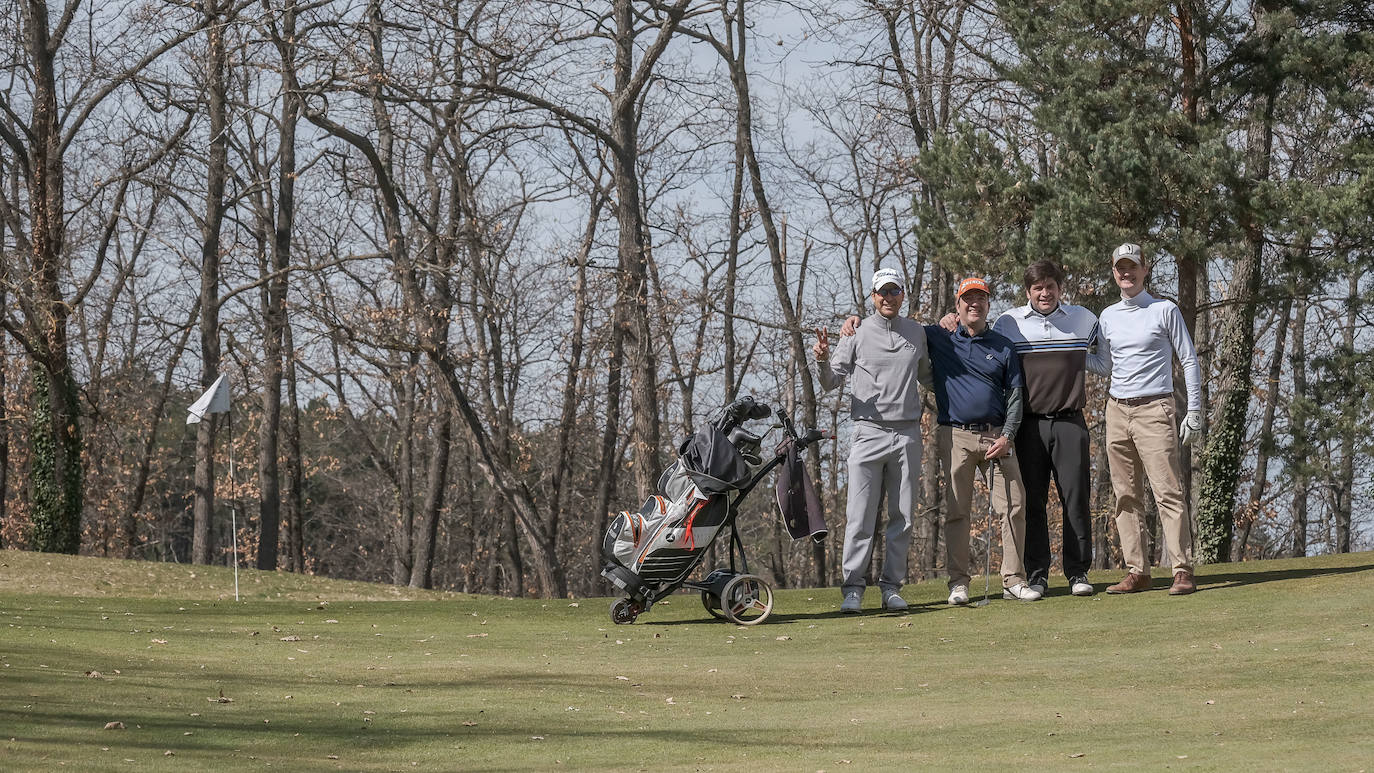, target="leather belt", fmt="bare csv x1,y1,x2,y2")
1030,409,1083,420
943,422,996,432
1110,394,1171,406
